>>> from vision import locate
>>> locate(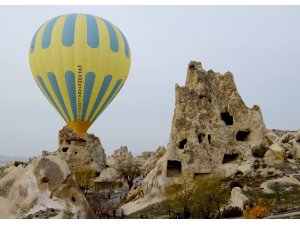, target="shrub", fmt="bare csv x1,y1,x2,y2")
243,198,270,219
221,206,243,218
